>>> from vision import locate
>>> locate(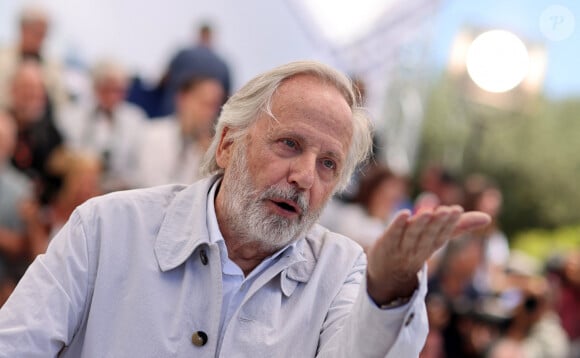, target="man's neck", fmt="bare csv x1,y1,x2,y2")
223,238,274,276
